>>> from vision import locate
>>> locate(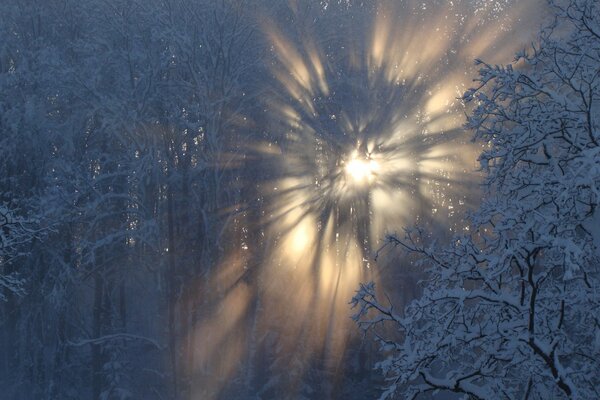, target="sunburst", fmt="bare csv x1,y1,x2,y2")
185,1,545,397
